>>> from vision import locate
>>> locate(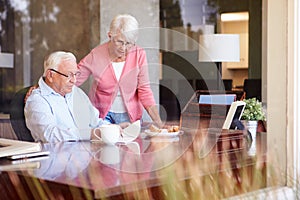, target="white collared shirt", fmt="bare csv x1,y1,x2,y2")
25,77,108,143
